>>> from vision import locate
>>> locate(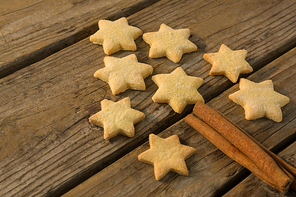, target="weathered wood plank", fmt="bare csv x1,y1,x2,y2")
223,141,296,197
63,47,296,197
0,0,158,78
129,0,296,102
1,0,296,196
